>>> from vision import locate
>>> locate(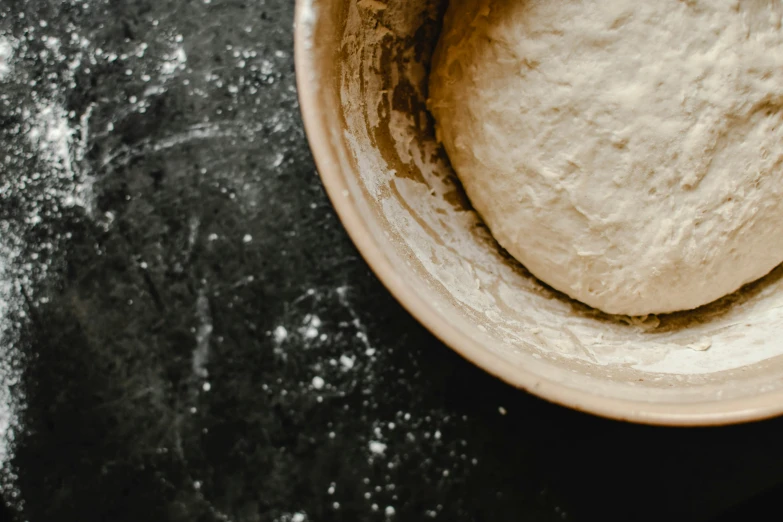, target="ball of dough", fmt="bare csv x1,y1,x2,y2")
429,0,783,315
